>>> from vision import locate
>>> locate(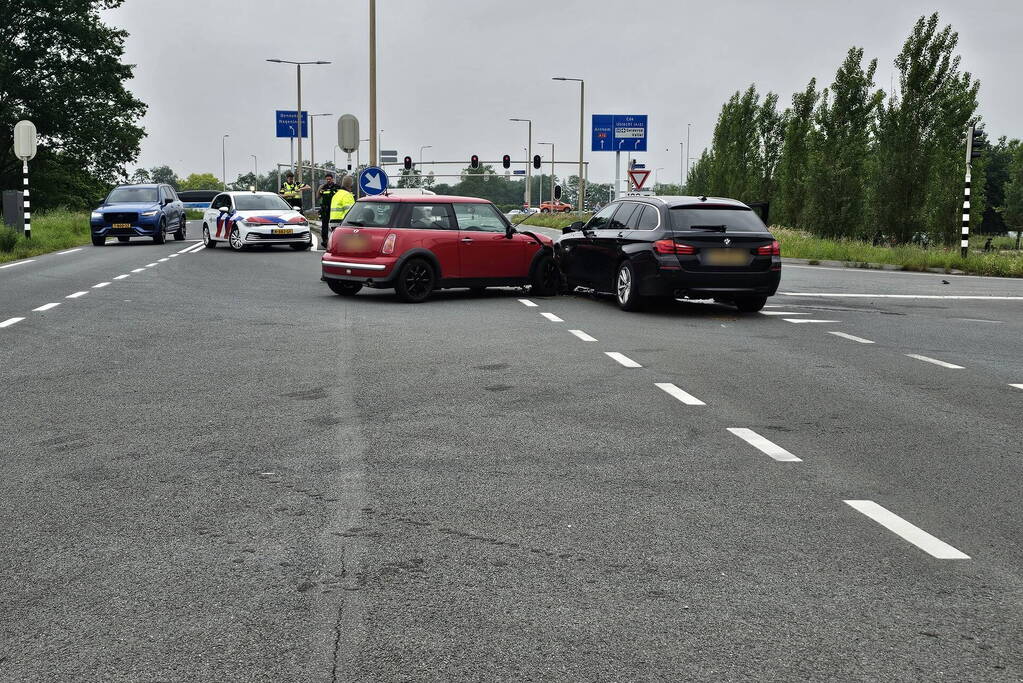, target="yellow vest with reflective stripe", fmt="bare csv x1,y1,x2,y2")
329,190,356,222
281,182,300,199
